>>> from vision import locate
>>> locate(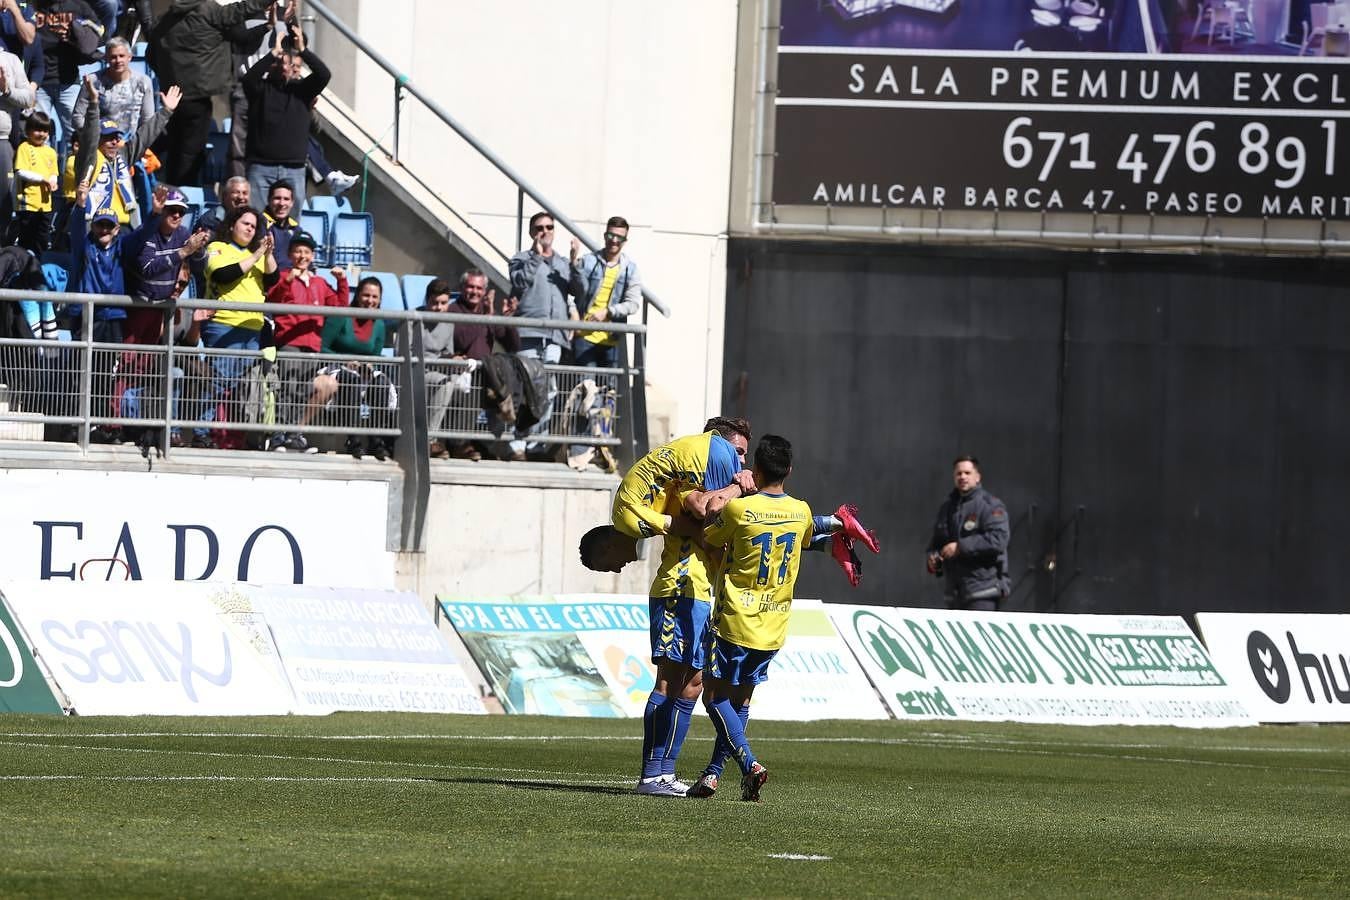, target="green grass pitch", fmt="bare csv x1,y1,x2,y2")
0,714,1346,898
